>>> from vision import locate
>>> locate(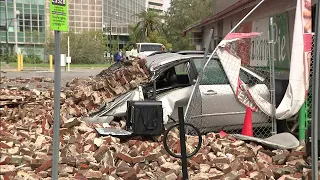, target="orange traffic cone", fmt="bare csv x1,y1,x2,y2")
242,107,253,136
